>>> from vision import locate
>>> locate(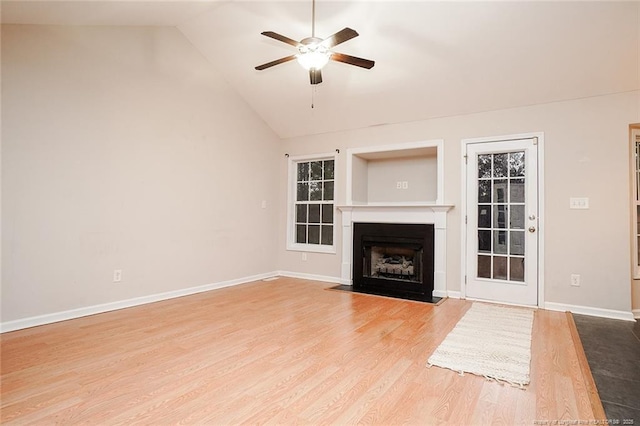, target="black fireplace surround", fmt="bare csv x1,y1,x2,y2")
353,222,437,303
